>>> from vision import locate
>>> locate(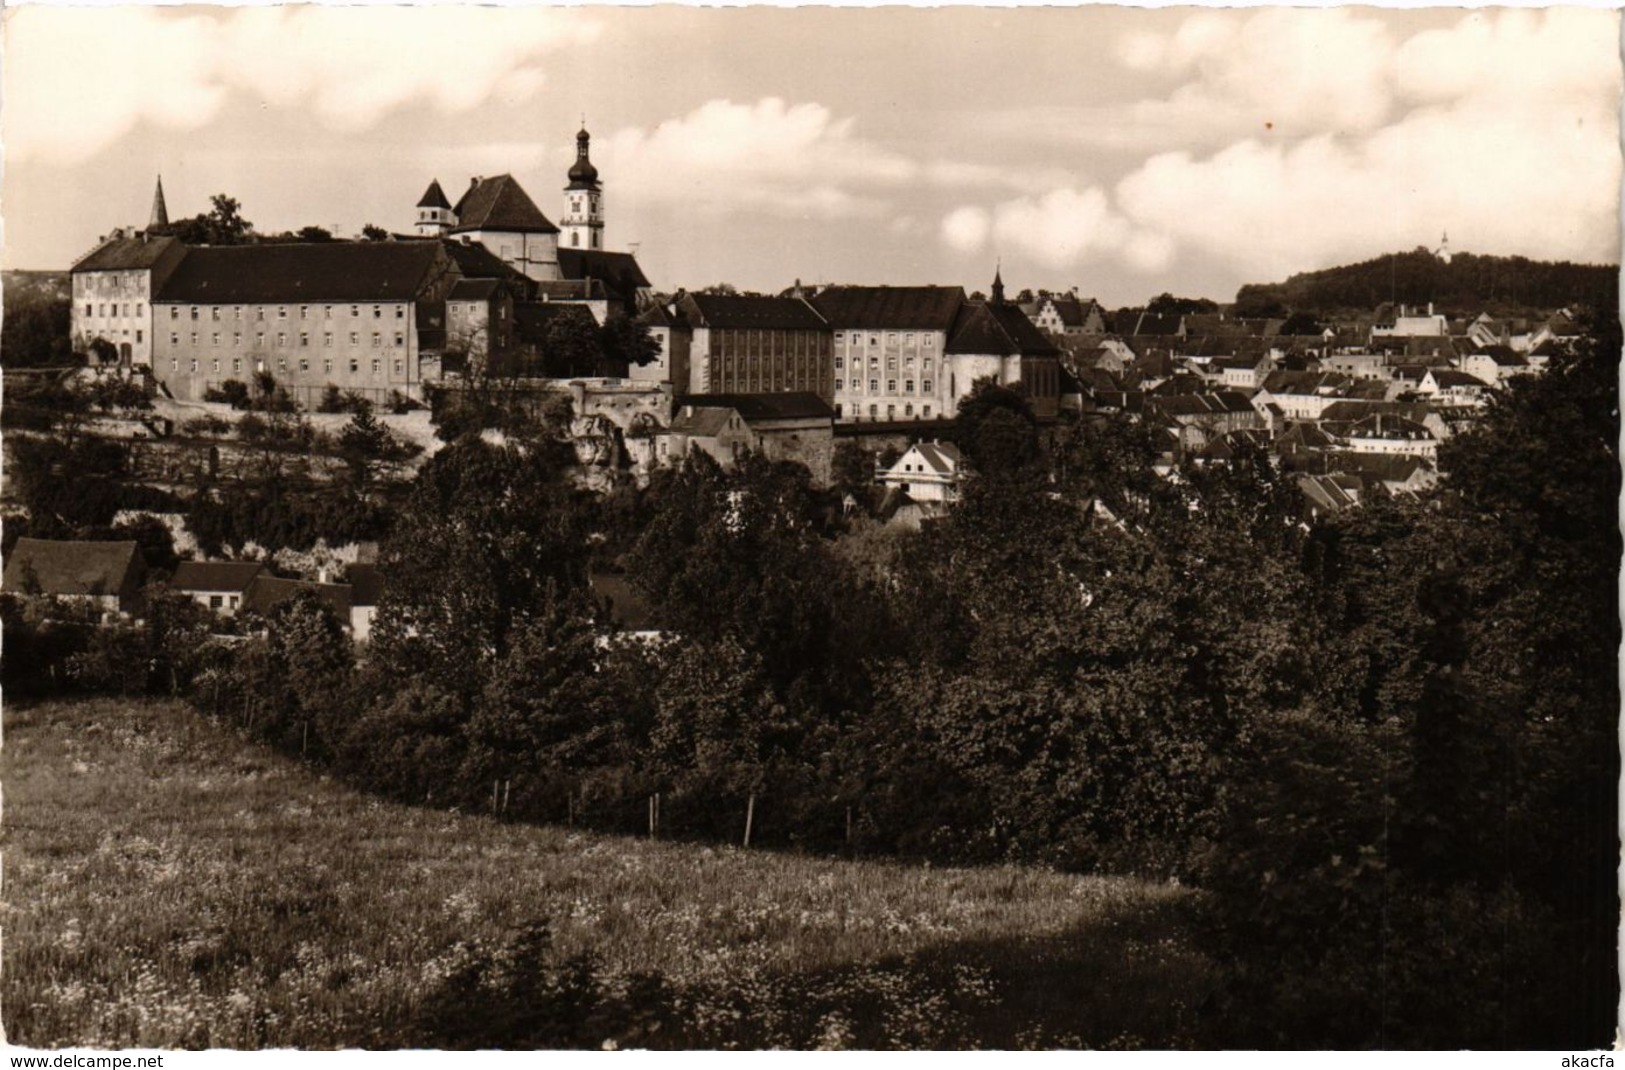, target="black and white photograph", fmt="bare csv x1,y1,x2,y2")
1,1,1620,1052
